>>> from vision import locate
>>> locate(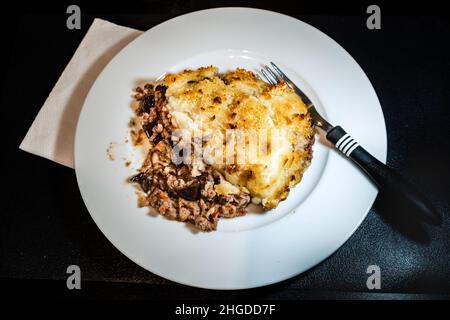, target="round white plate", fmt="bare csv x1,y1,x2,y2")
75,8,387,289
